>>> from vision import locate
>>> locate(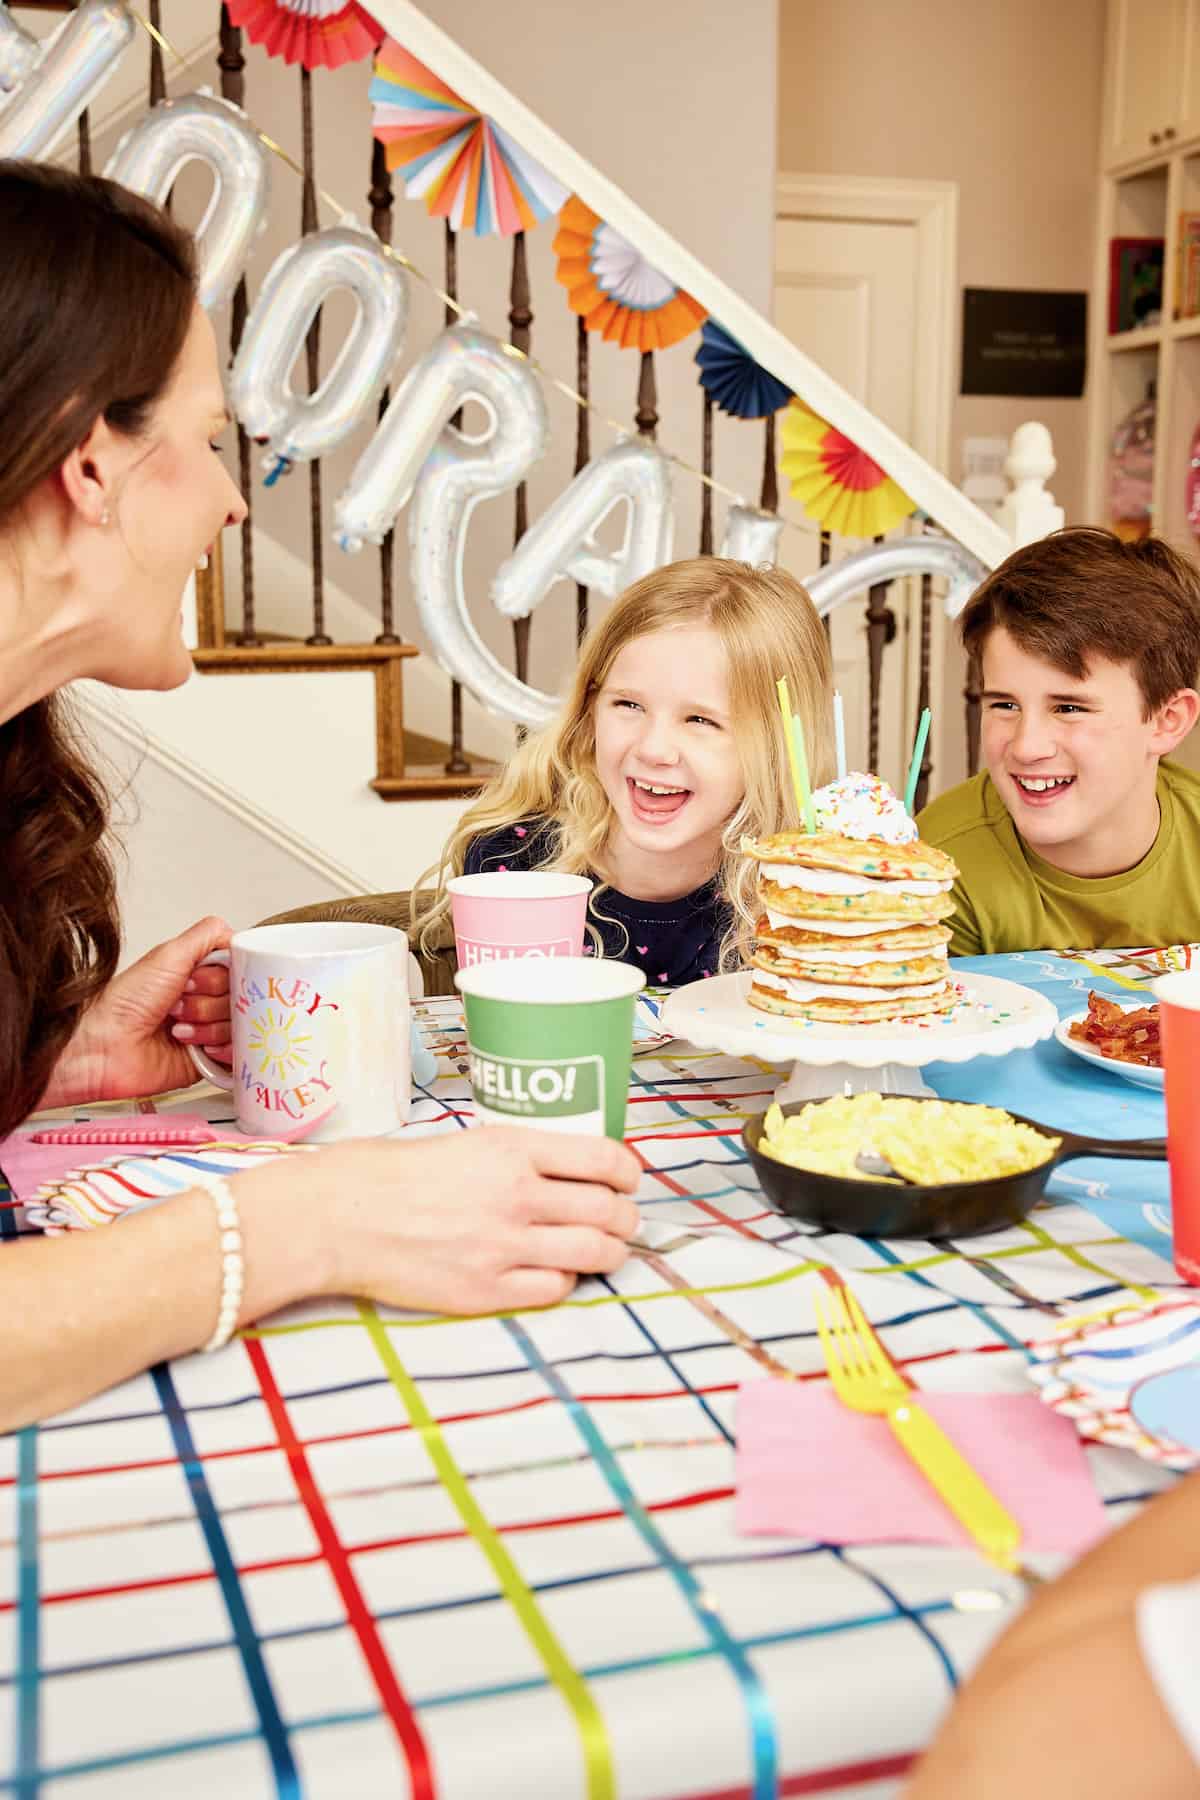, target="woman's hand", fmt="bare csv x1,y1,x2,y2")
0,1125,644,1430
242,1126,643,1317
42,916,233,1108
